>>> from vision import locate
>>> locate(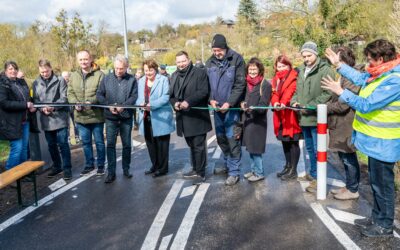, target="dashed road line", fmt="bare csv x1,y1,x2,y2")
170,183,210,250
310,203,361,250
159,234,173,250
141,180,185,250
